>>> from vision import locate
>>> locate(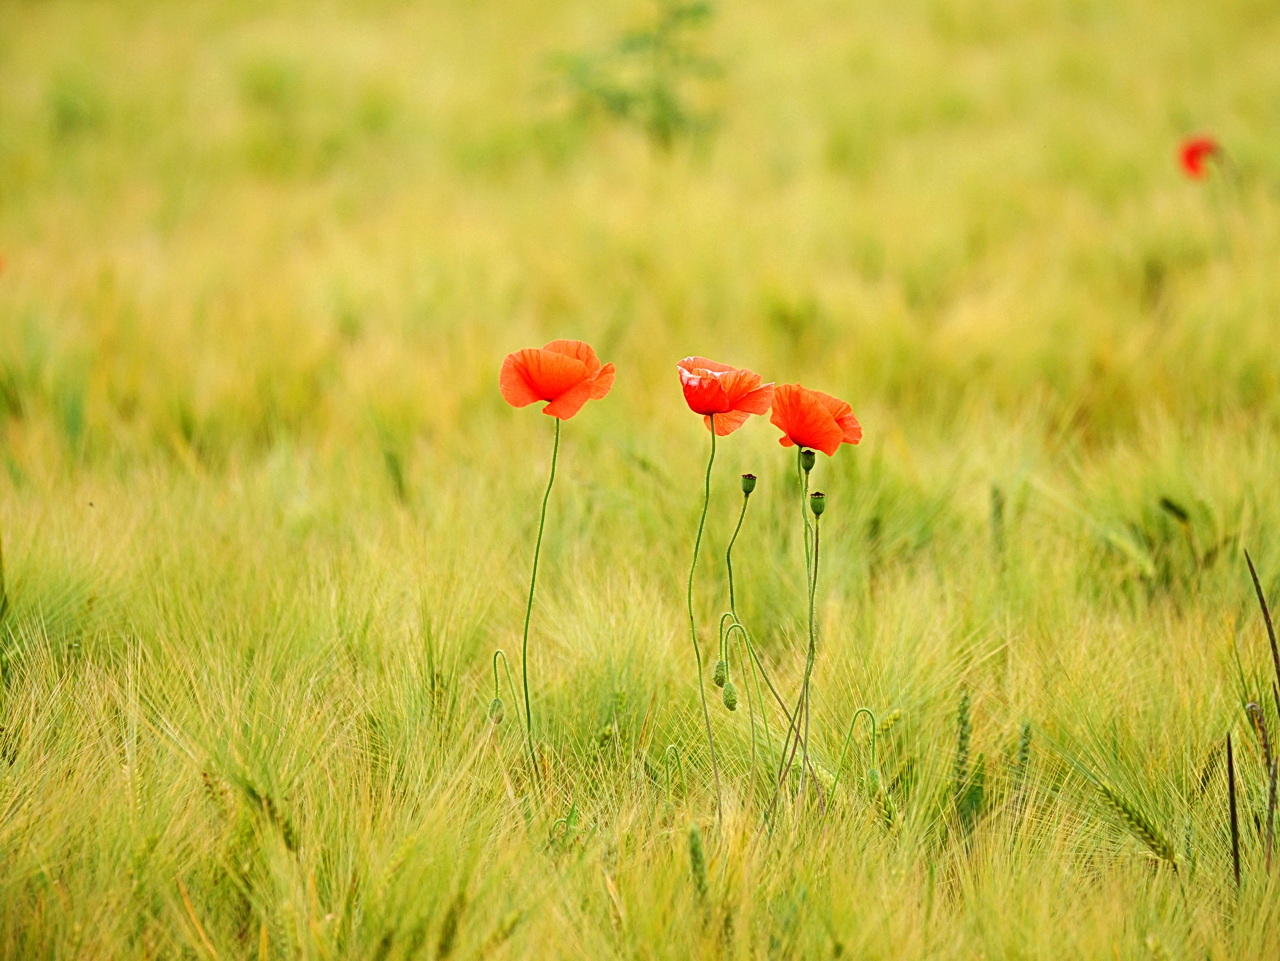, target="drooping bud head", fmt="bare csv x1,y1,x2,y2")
713,659,727,688
722,682,738,711
488,697,505,724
